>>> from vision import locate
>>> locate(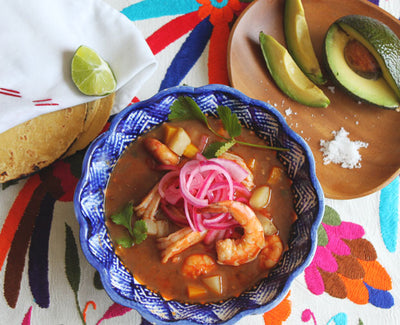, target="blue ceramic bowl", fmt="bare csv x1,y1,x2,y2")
74,85,324,324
